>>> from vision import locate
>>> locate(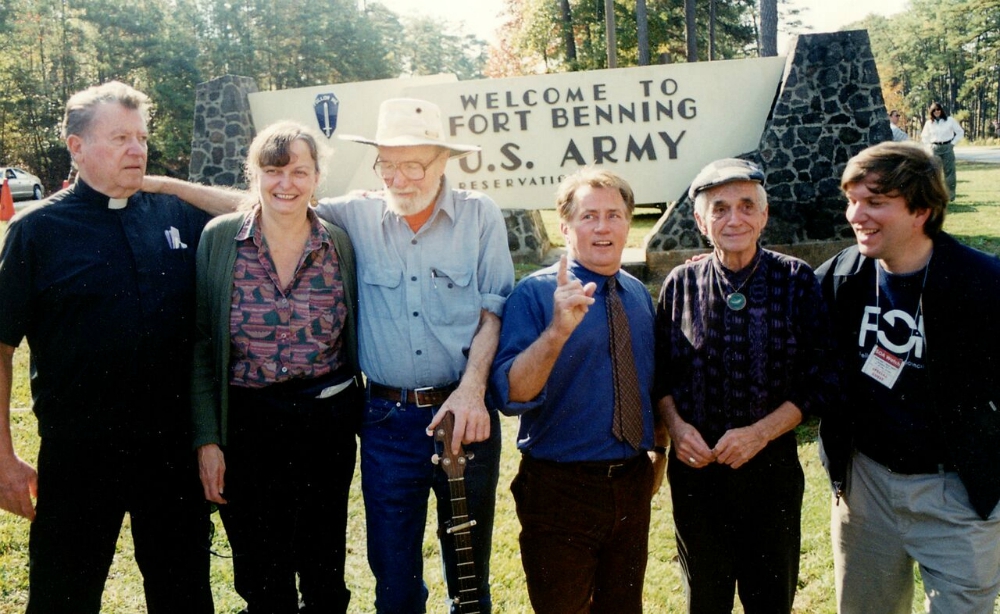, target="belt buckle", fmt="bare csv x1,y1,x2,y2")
607,462,626,478
413,386,436,408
